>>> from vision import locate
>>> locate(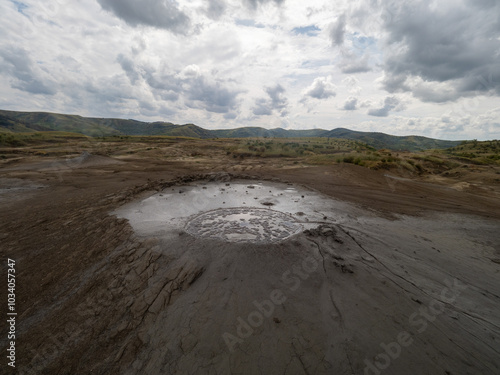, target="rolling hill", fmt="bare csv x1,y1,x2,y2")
325,128,460,151
0,109,462,151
